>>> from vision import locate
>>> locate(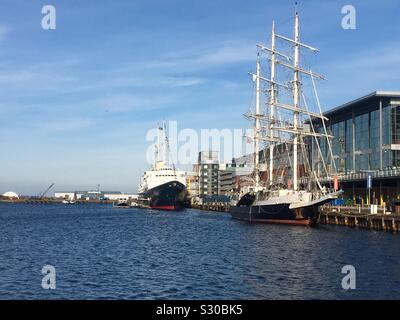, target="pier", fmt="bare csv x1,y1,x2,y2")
319,204,400,232
191,202,230,212
190,202,400,233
